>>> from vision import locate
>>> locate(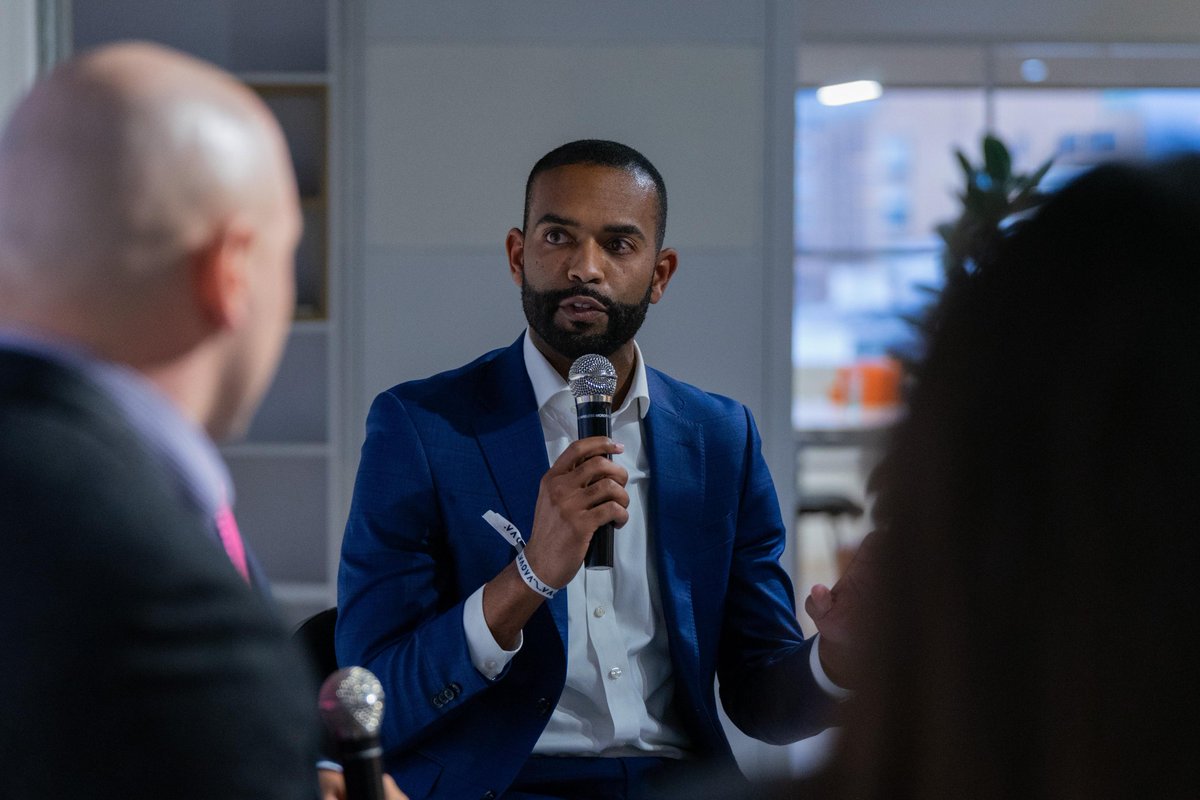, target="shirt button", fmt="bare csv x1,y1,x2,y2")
593,605,606,618
484,659,498,672
608,666,623,681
